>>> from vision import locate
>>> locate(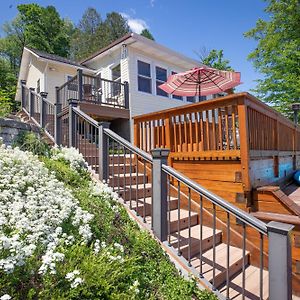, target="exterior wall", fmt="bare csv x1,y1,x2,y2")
127,46,192,118
25,56,78,104
26,56,45,95
45,63,78,103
